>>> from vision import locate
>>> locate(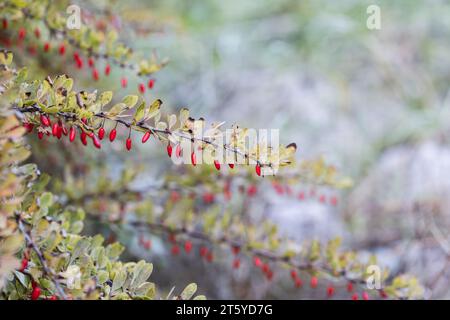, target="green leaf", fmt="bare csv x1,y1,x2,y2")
180,283,197,300
112,269,127,293
99,91,113,106
122,95,139,108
